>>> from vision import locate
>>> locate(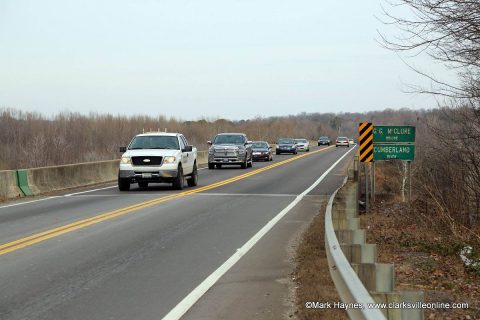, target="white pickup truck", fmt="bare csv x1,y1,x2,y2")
118,132,198,191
